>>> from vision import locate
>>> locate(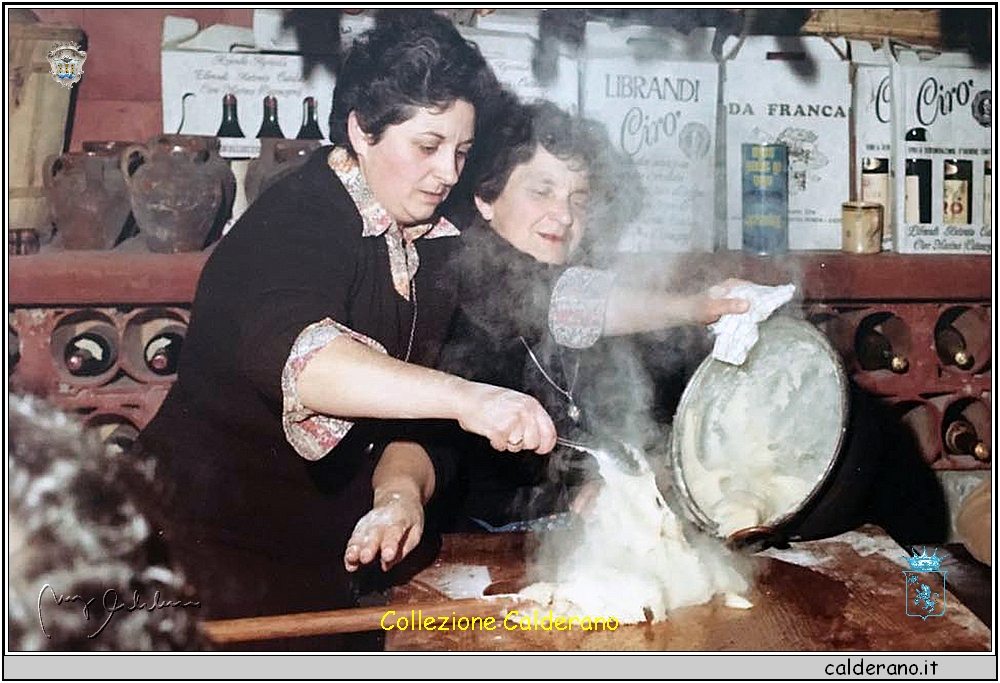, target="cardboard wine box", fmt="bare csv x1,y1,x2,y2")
581,22,720,253
460,12,579,114
160,15,342,156
722,35,851,251
886,43,992,255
